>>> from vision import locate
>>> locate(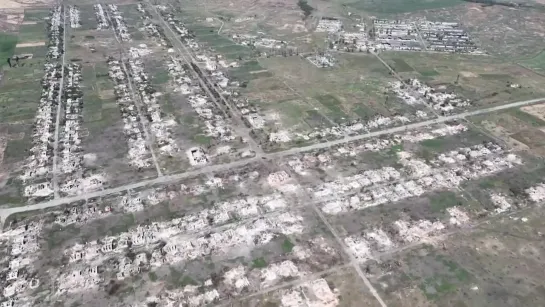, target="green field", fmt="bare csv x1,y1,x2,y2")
346,0,464,14
519,50,545,75
0,34,18,61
